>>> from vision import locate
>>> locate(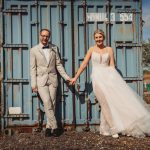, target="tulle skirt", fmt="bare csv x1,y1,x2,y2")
91,65,150,138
